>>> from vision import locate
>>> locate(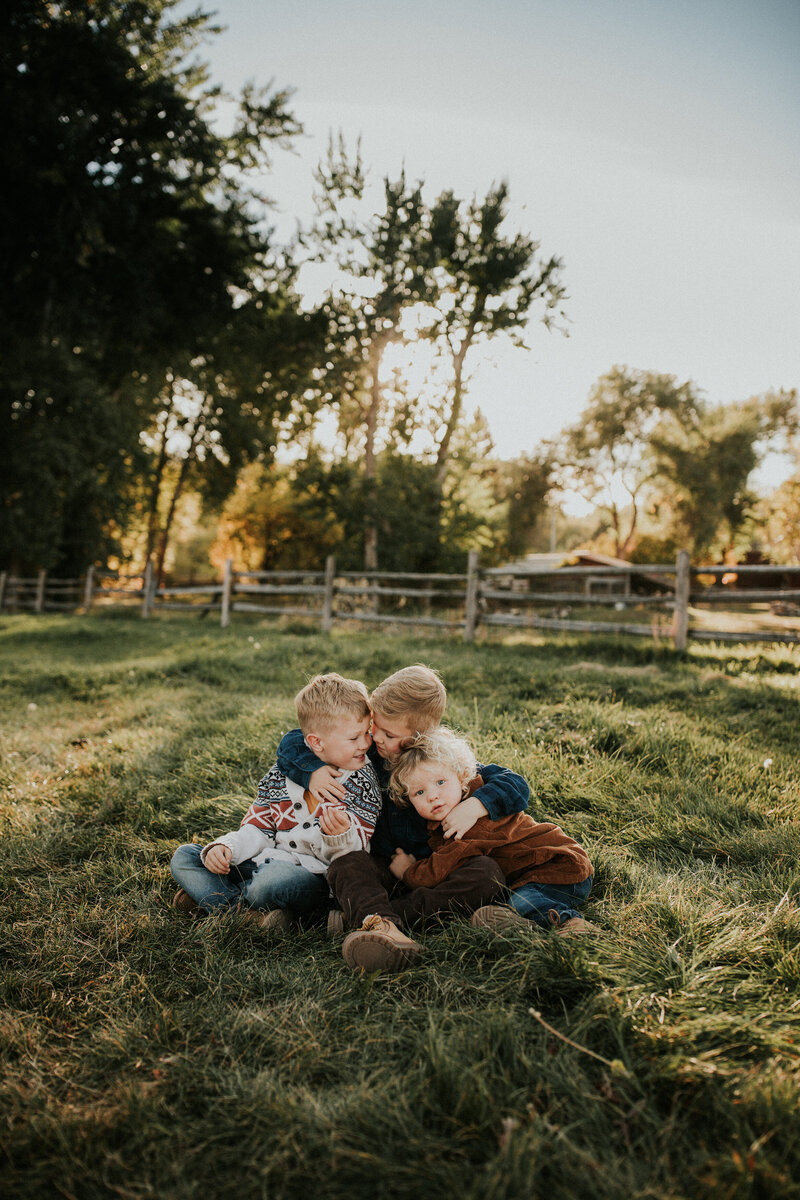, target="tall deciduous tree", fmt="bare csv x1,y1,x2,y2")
302,146,565,569
558,367,701,558
648,390,798,558
140,279,325,582
0,0,302,573
302,139,436,568
425,183,566,485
